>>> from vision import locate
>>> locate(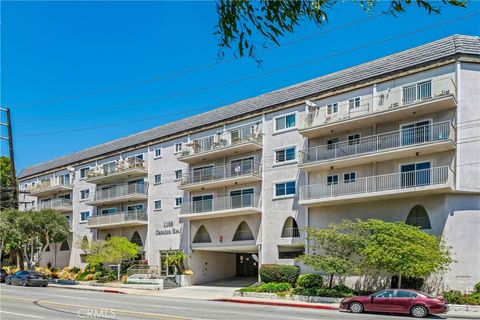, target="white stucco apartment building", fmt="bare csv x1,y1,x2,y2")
18,35,480,291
